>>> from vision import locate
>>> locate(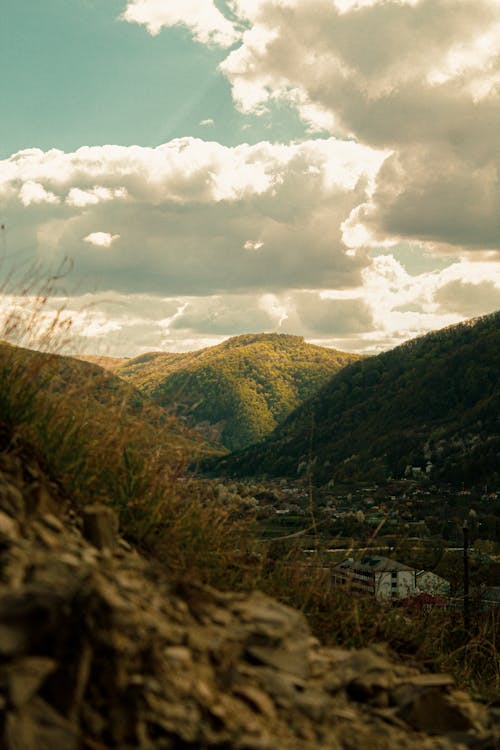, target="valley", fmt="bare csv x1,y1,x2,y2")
0,310,498,740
